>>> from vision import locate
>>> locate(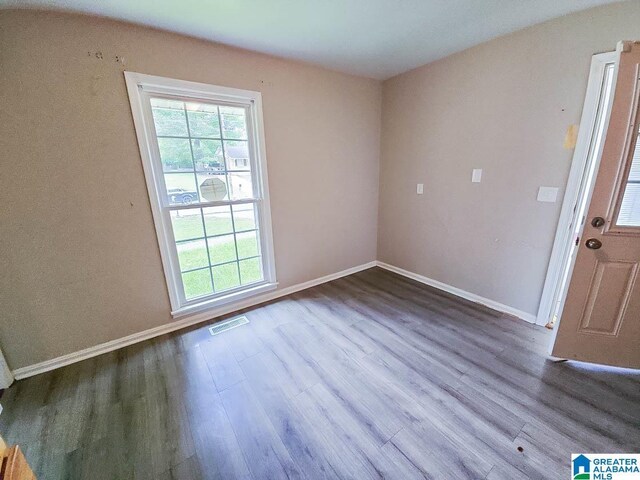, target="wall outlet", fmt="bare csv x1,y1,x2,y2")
472,169,482,183
537,186,559,203
417,183,424,195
